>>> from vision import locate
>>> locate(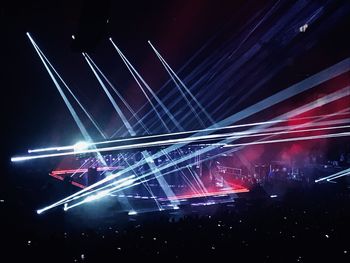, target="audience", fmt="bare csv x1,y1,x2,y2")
2,175,350,262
